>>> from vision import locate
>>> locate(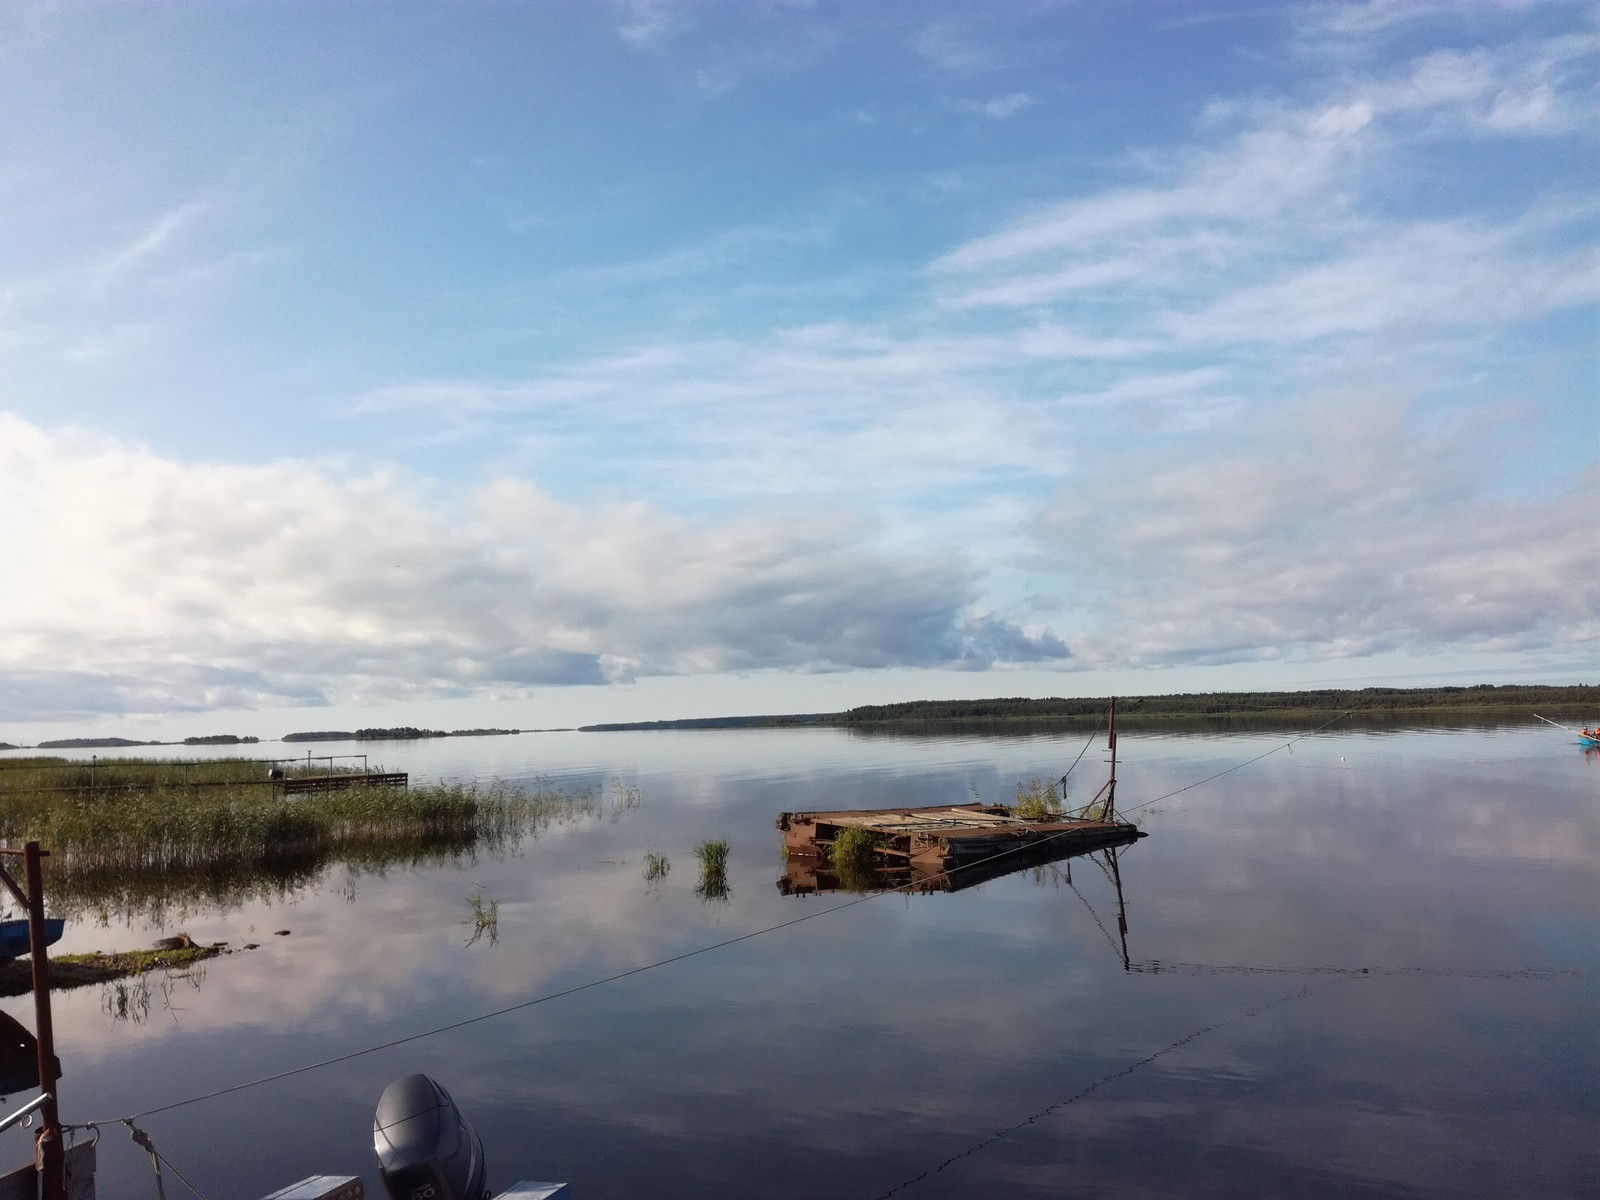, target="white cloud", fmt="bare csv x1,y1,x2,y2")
910,19,998,73
1168,212,1600,344
616,0,681,48
1301,0,1559,41
936,27,1596,292
0,414,1069,721
961,92,1033,120
85,199,211,297
351,320,1153,525
1038,394,1600,668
